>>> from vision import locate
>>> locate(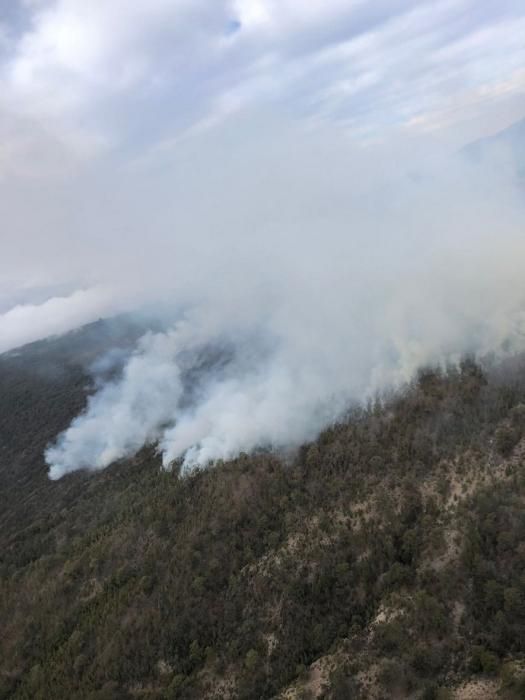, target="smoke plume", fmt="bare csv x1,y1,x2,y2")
44,118,525,478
